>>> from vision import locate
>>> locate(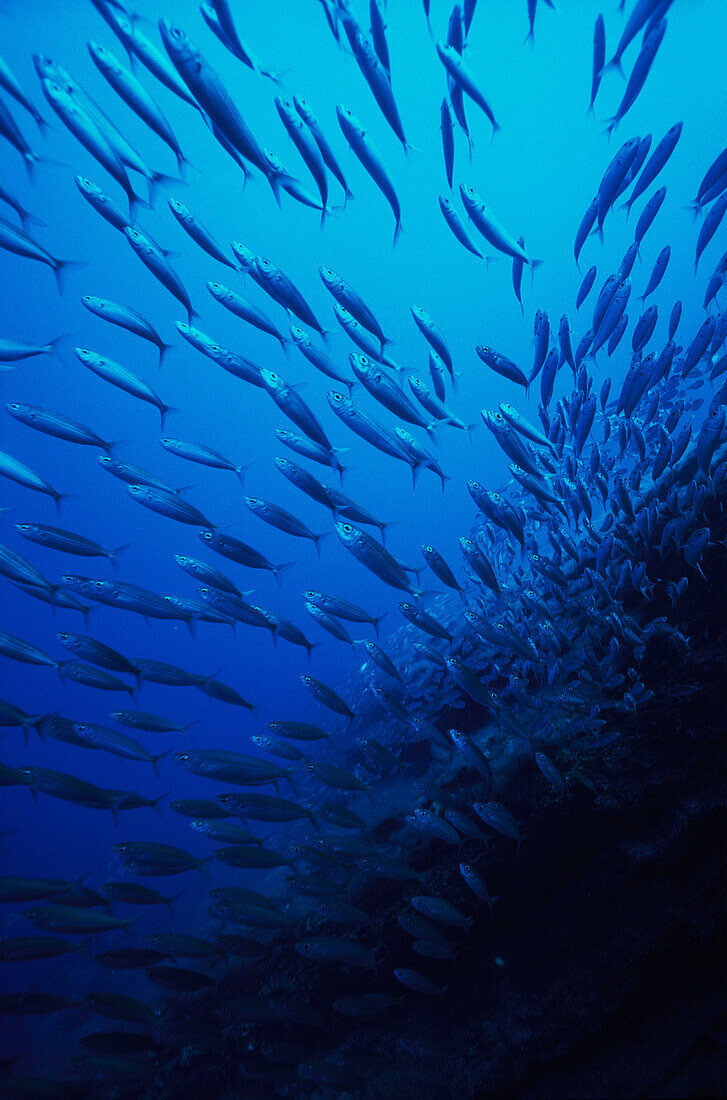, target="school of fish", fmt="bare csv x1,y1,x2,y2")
1,0,726,1094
